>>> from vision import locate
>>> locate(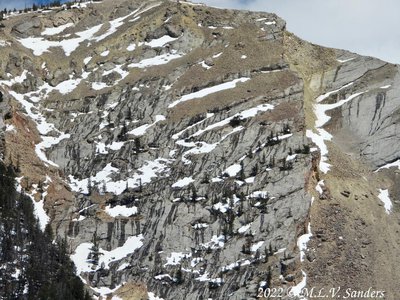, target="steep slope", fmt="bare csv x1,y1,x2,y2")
285,33,400,299
0,162,90,300
0,1,399,299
